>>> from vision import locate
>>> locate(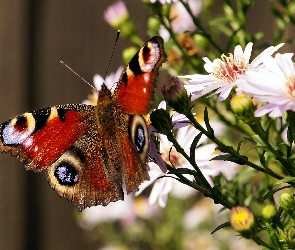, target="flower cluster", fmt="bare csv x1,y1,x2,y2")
77,1,295,249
